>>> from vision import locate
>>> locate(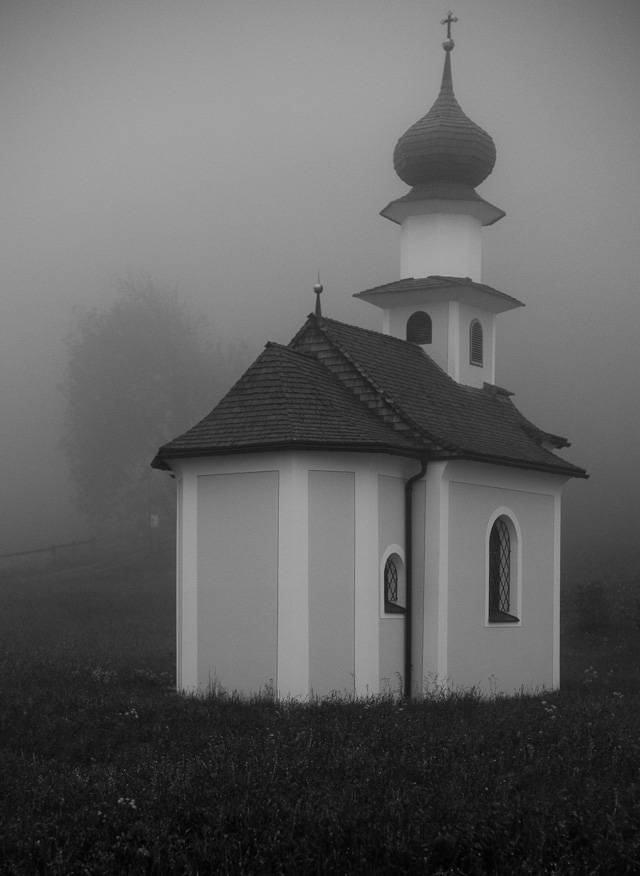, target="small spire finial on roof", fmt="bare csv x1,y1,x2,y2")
313,271,323,317
441,10,458,51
